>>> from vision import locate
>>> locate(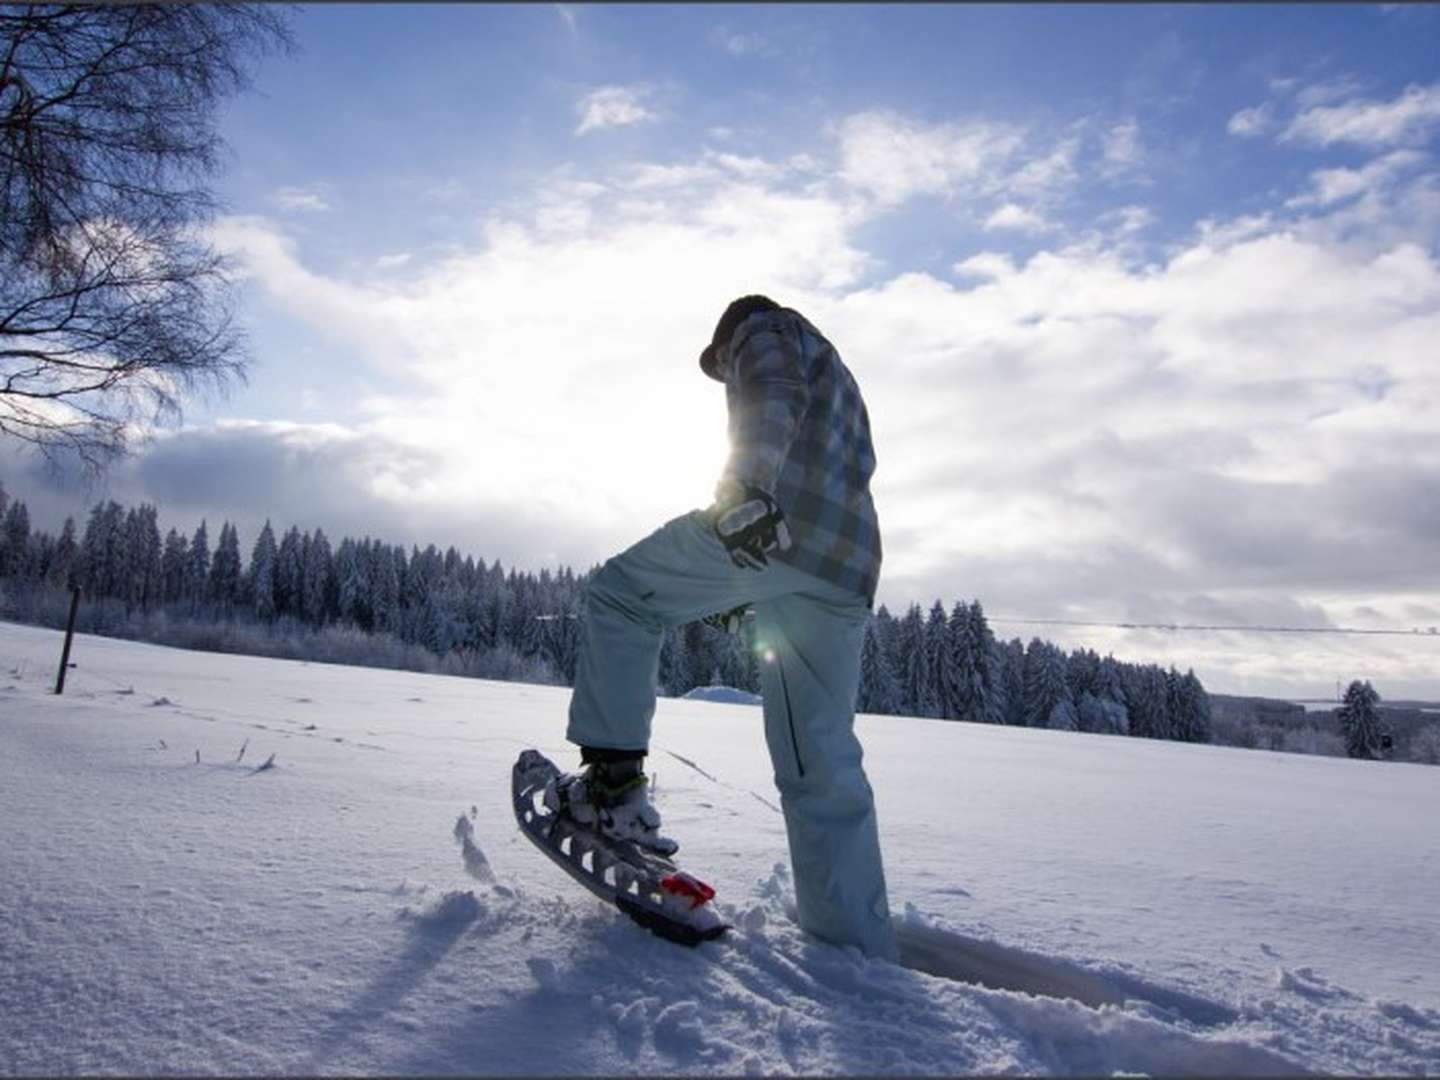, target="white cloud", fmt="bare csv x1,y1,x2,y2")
952,252,1016,280
836,110,1025,207
1012,137,1081,197
1102,120,1143,170
1097,205,1155,237
983,203,1051,234
575,86,657,136
1285,149,1426,209
1227,103,1274,138
273,186,331,213
706,151,784,181
374,252,413,271
1284,82,1440,147
1293,76,1367,110
711,26,773,57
